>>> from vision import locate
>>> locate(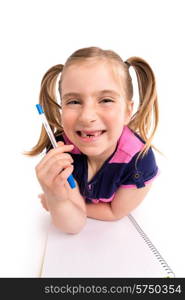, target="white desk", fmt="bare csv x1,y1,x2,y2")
0,152,184,277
